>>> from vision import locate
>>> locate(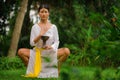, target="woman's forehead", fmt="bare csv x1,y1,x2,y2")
40,8,49,11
